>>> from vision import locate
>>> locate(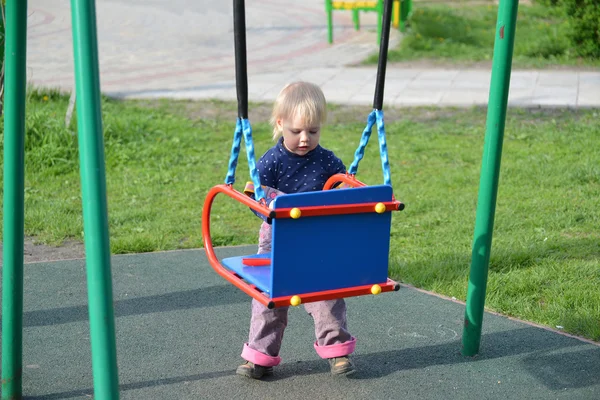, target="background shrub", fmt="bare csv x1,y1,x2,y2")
534,0,600,58
562,0,600,58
